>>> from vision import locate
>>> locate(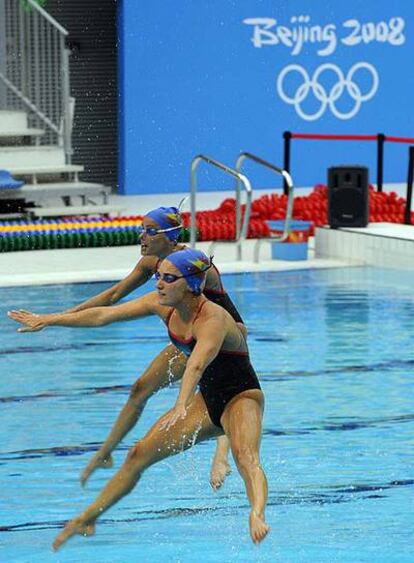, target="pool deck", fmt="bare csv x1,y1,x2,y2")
0,239,354,287
0,187,412,287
